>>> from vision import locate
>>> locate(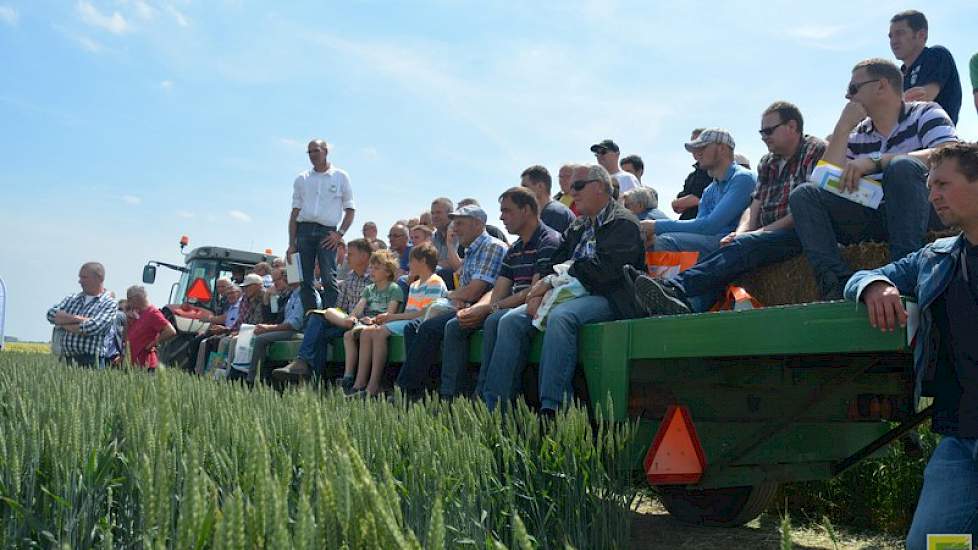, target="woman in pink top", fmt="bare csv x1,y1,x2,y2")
125,285,176,369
